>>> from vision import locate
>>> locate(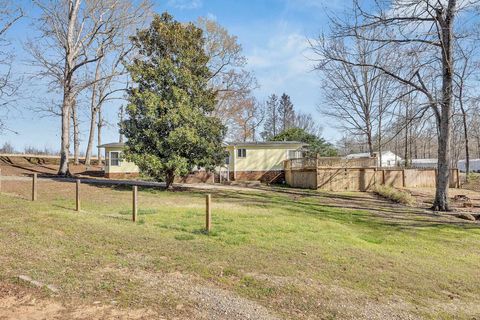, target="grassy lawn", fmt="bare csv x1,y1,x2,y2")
0,180,479,319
